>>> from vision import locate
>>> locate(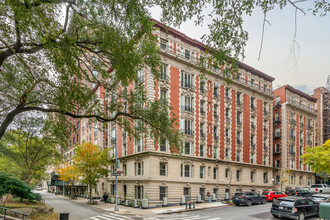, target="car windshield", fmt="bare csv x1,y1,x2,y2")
274,199,295,206
311,185,323,188
262,192,269,195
